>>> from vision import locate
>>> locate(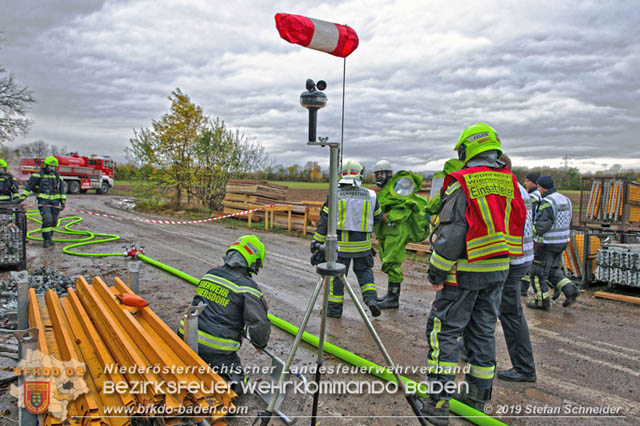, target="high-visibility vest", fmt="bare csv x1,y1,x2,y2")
336,184,378,233
537,191,572,244
512,183,534,265
443,166,526,262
